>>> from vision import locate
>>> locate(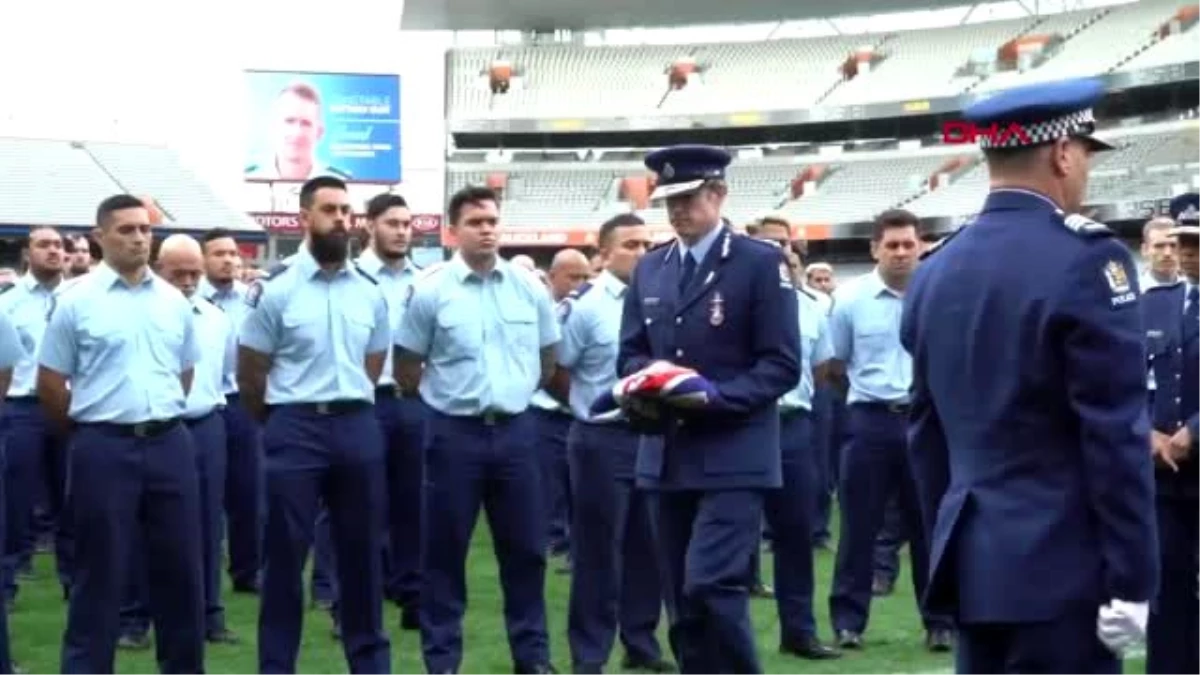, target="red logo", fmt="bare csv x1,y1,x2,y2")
942,121,1032,146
